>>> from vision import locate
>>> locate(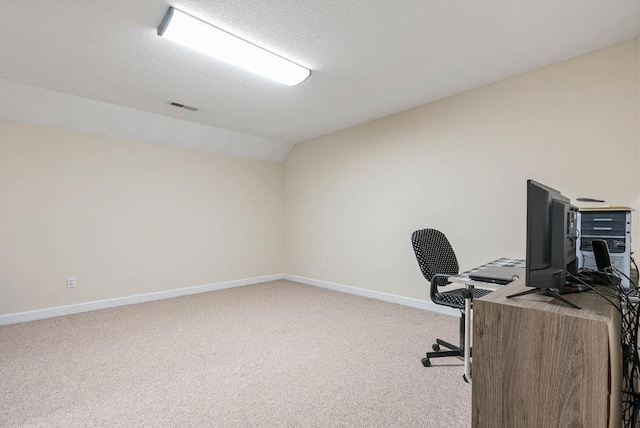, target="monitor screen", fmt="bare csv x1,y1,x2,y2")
525,180,578,290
